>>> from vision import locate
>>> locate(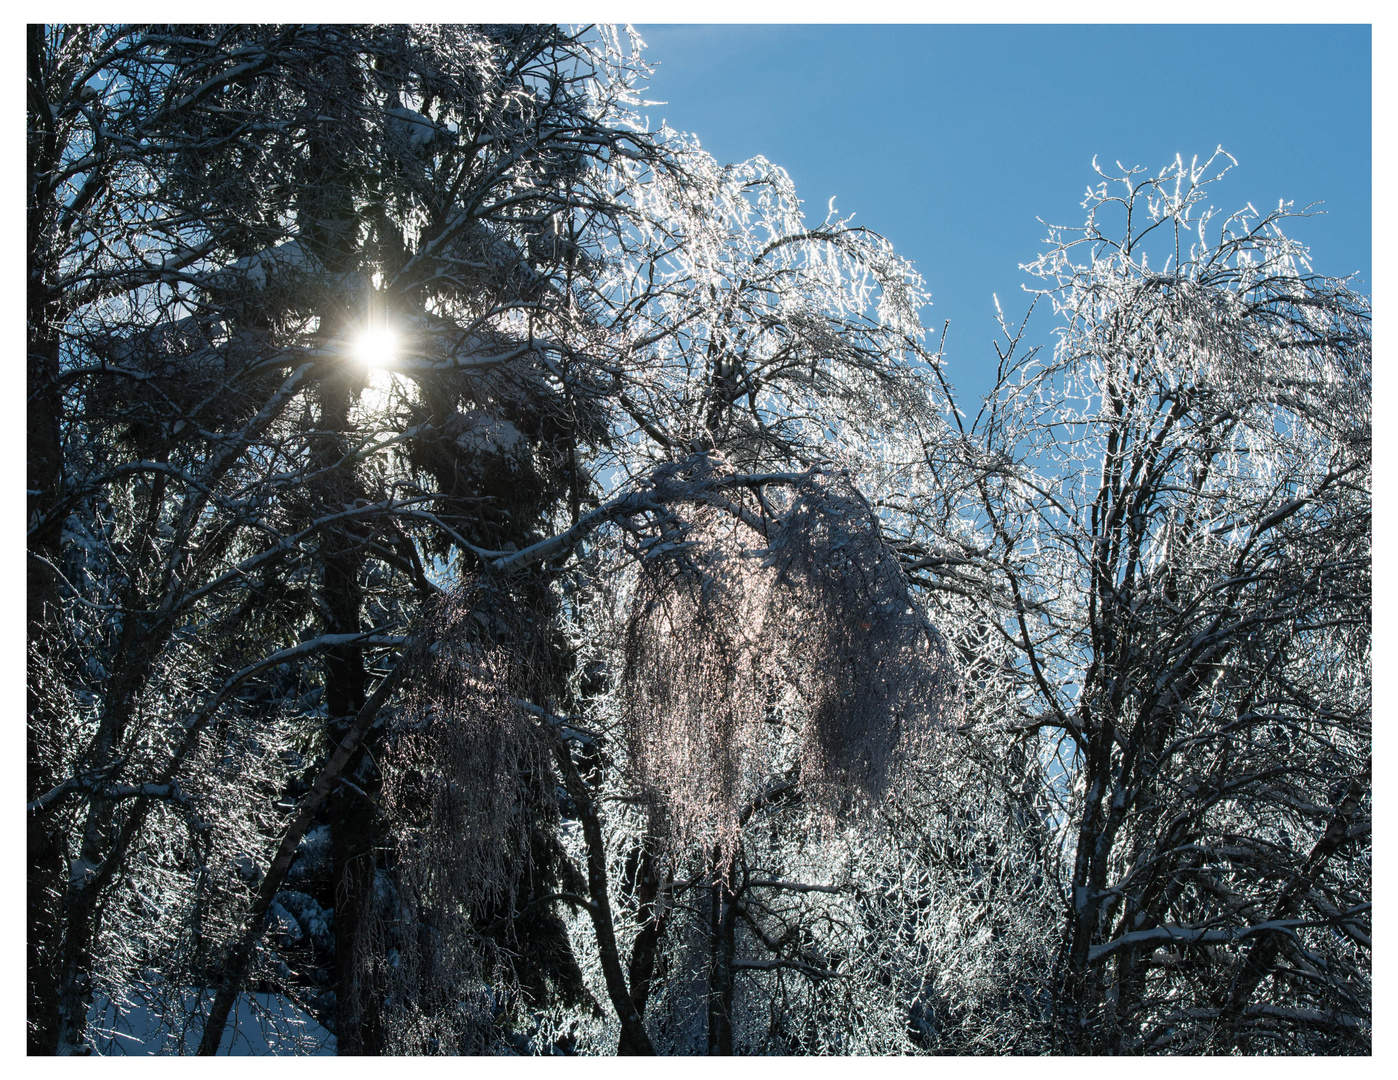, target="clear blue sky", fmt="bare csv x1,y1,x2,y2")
633,24,1372,402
